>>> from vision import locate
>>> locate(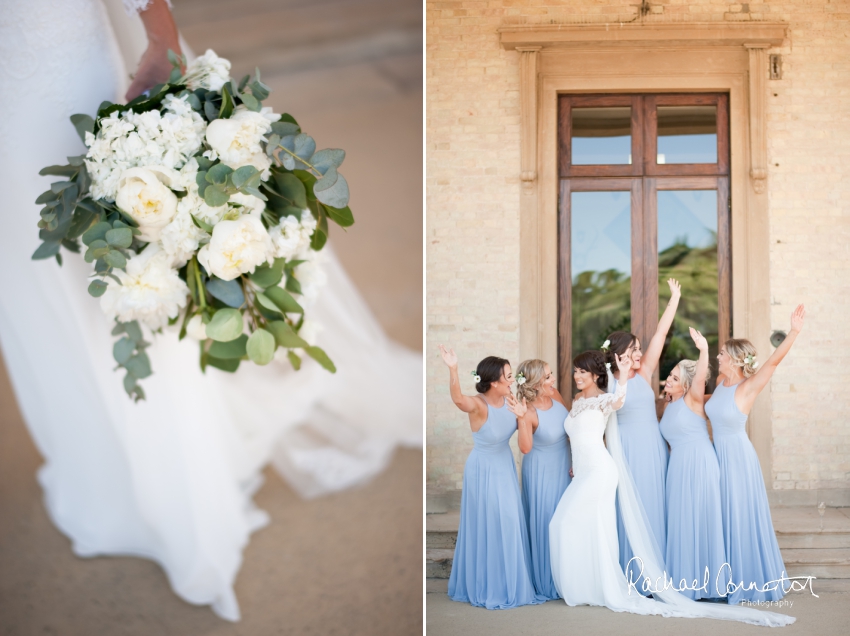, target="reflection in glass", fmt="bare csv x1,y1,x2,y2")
571,192,631,371
572,107,632,165
657,106,717,164
657,190,718,392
